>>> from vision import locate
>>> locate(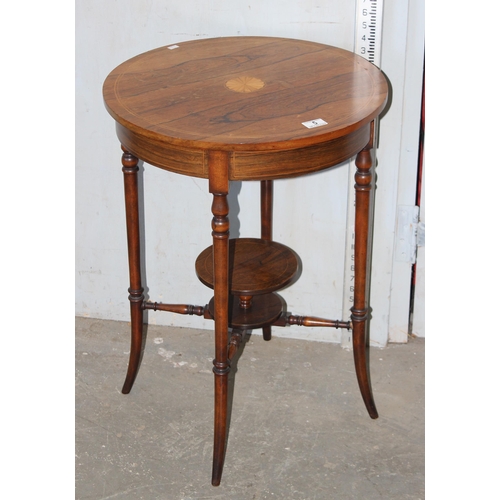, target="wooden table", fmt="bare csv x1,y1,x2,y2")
103,36,388,486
